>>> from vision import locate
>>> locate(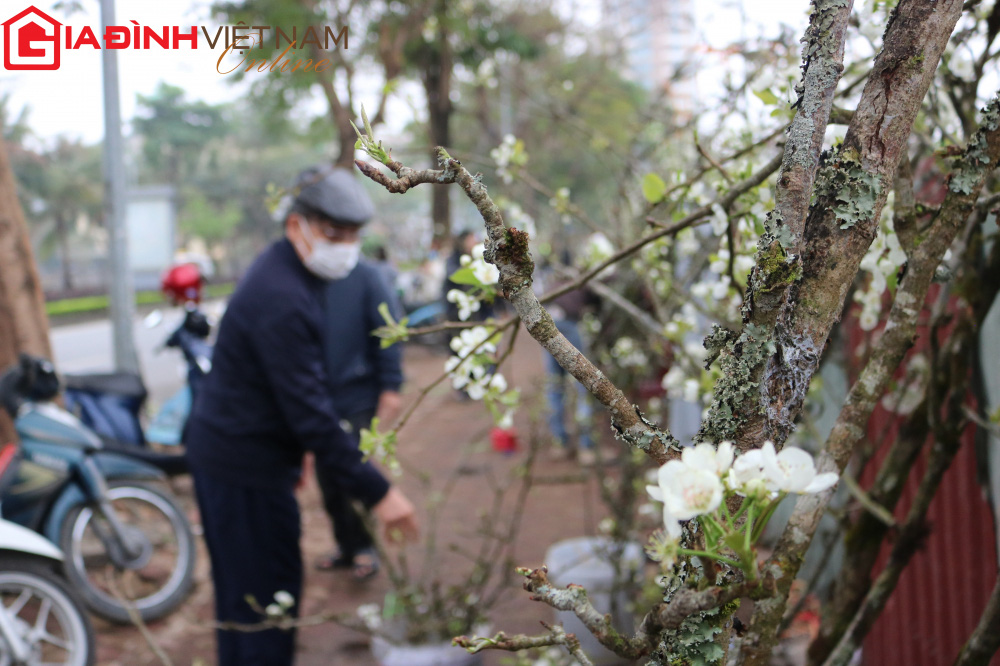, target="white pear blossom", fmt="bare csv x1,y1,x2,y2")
467,380,488,400
760,441,839,494
711,275,732,300
662,366,685,392
489,373,507,392
497,409,514,429
647,459,724,522
449,326,497,356
447,289,481,321
645,529,681,569
726,449,771,499
710,204,729,235
583,233,616,274
273,590,295,608
490,134,519,184
682,441,735,477
677,229,700,256
357,603,383,631
611,337,648,367
466,243,500,285
734,253,756,276
710,249,730,275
